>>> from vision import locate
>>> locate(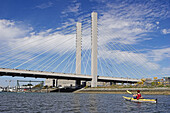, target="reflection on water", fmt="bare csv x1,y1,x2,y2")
0,92,169,113
88,94,98,113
